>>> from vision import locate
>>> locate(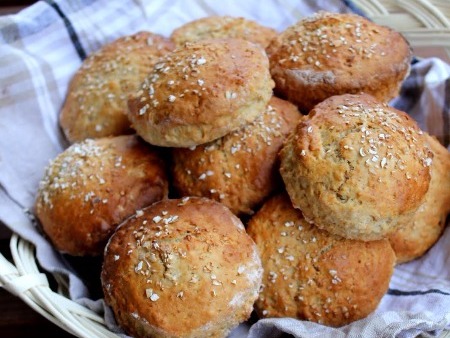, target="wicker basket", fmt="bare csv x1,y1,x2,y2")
356,0,450,57
0,233,119,338
1,1,450,337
